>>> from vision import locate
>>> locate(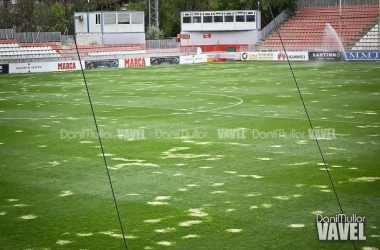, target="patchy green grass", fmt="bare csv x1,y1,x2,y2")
0,61,379,250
